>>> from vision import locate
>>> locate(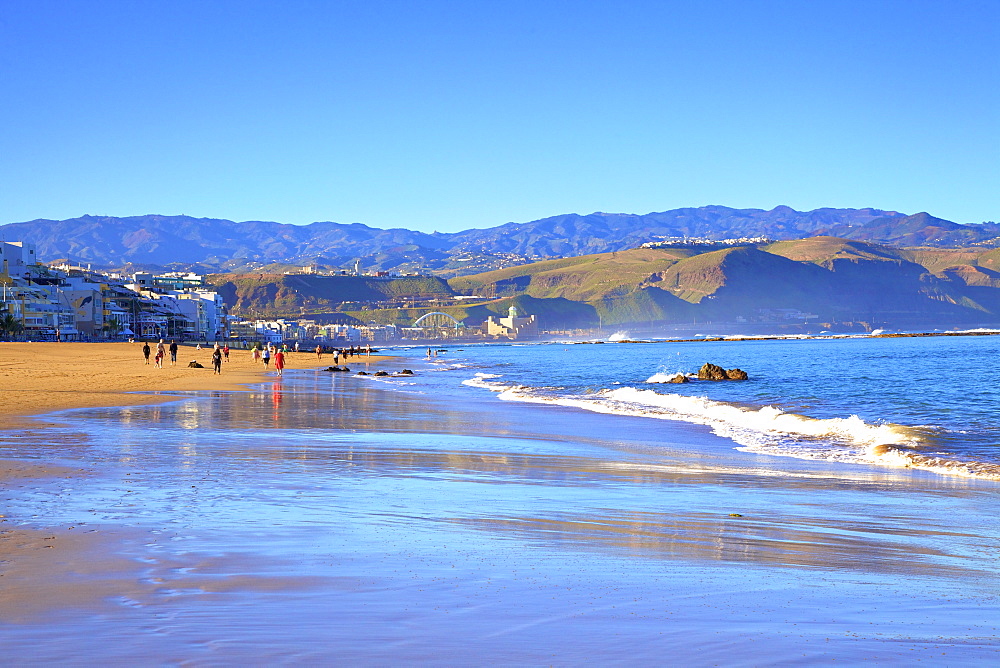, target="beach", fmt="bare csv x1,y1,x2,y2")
0,341,387,428
0,341,392,634
2,339,1000,663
